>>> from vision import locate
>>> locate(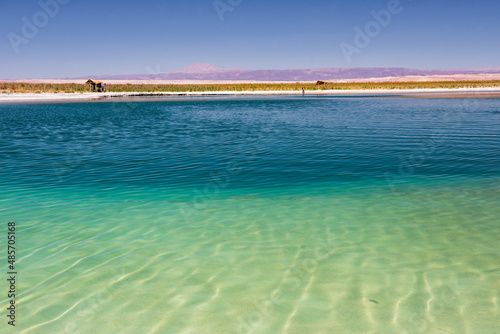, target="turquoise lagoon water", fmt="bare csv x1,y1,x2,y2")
0,96,499,333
